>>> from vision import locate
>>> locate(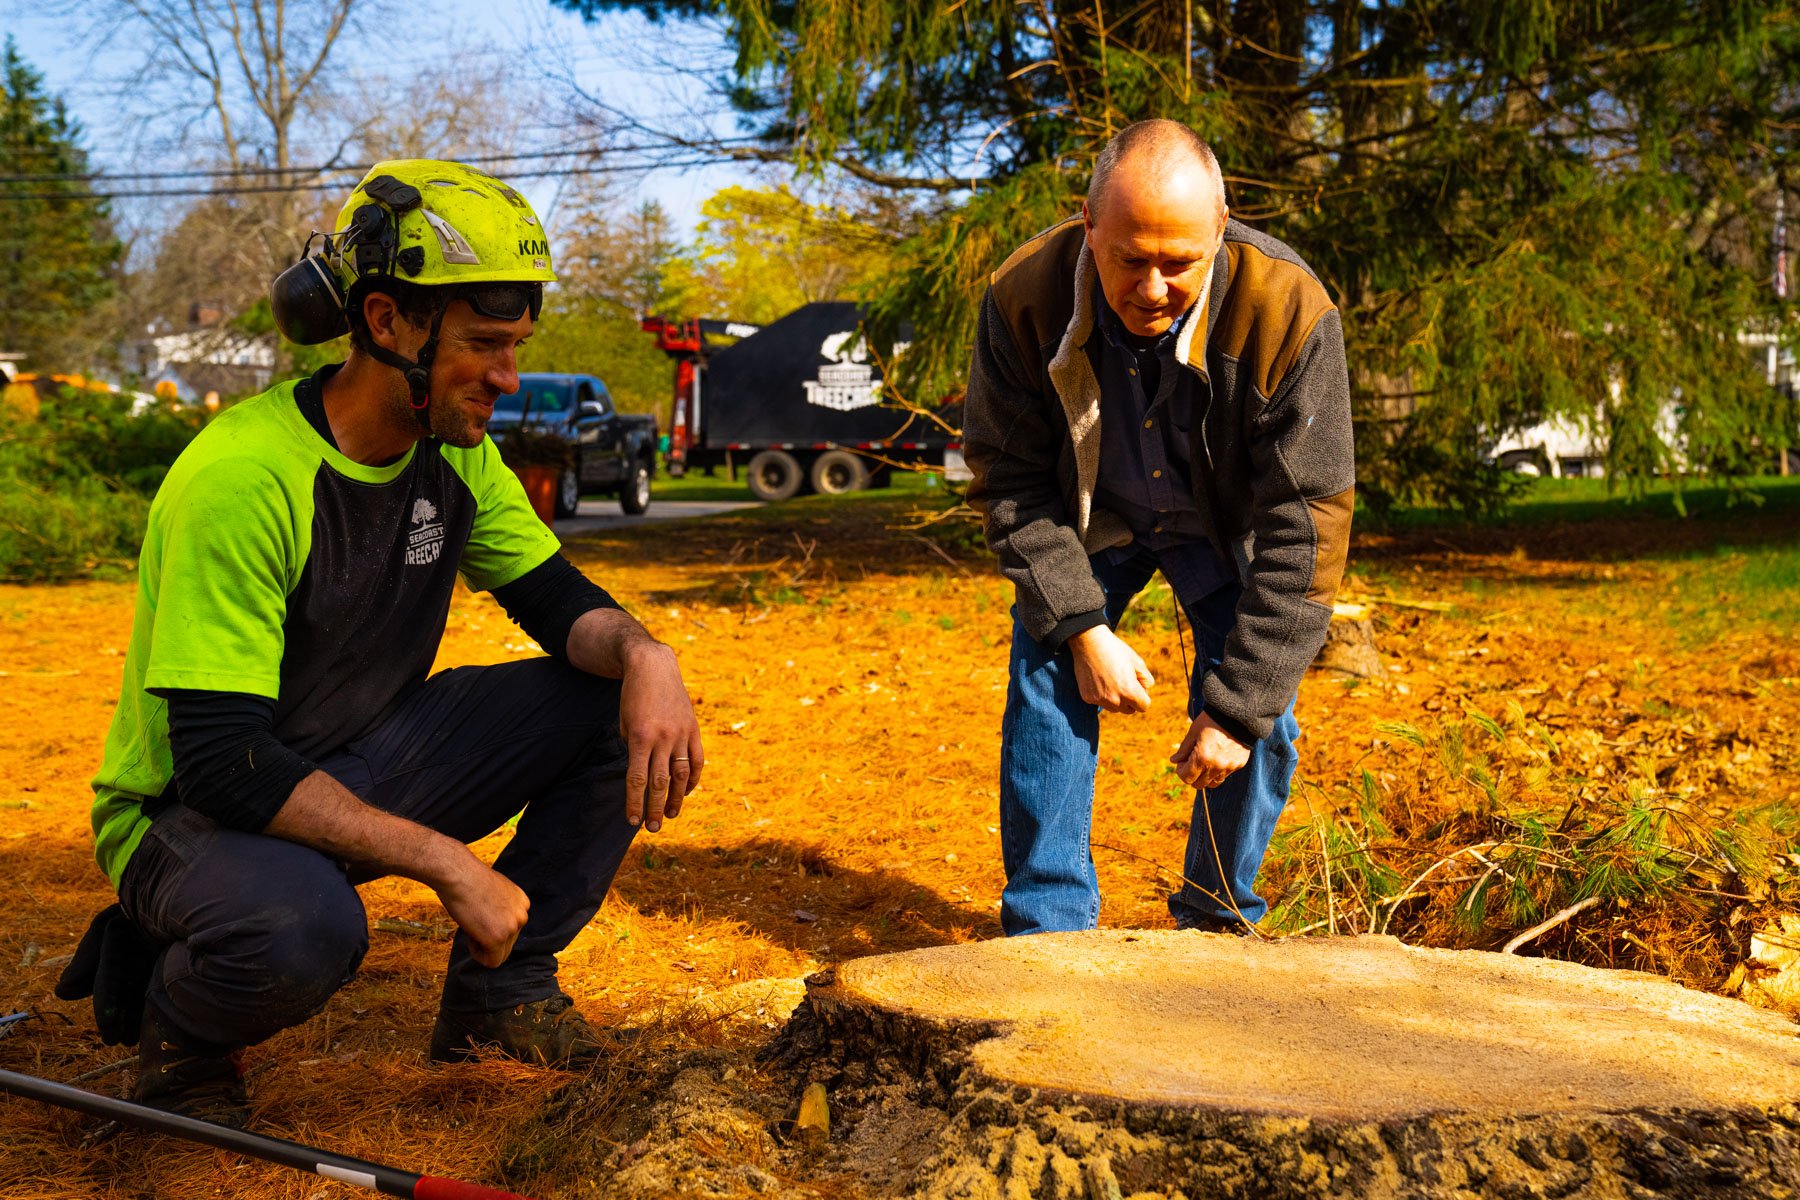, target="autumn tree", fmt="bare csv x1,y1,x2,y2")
517,189,682,413
0,39,123,371
559,0,1800,508
660,184,901,324
66,0,372,273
